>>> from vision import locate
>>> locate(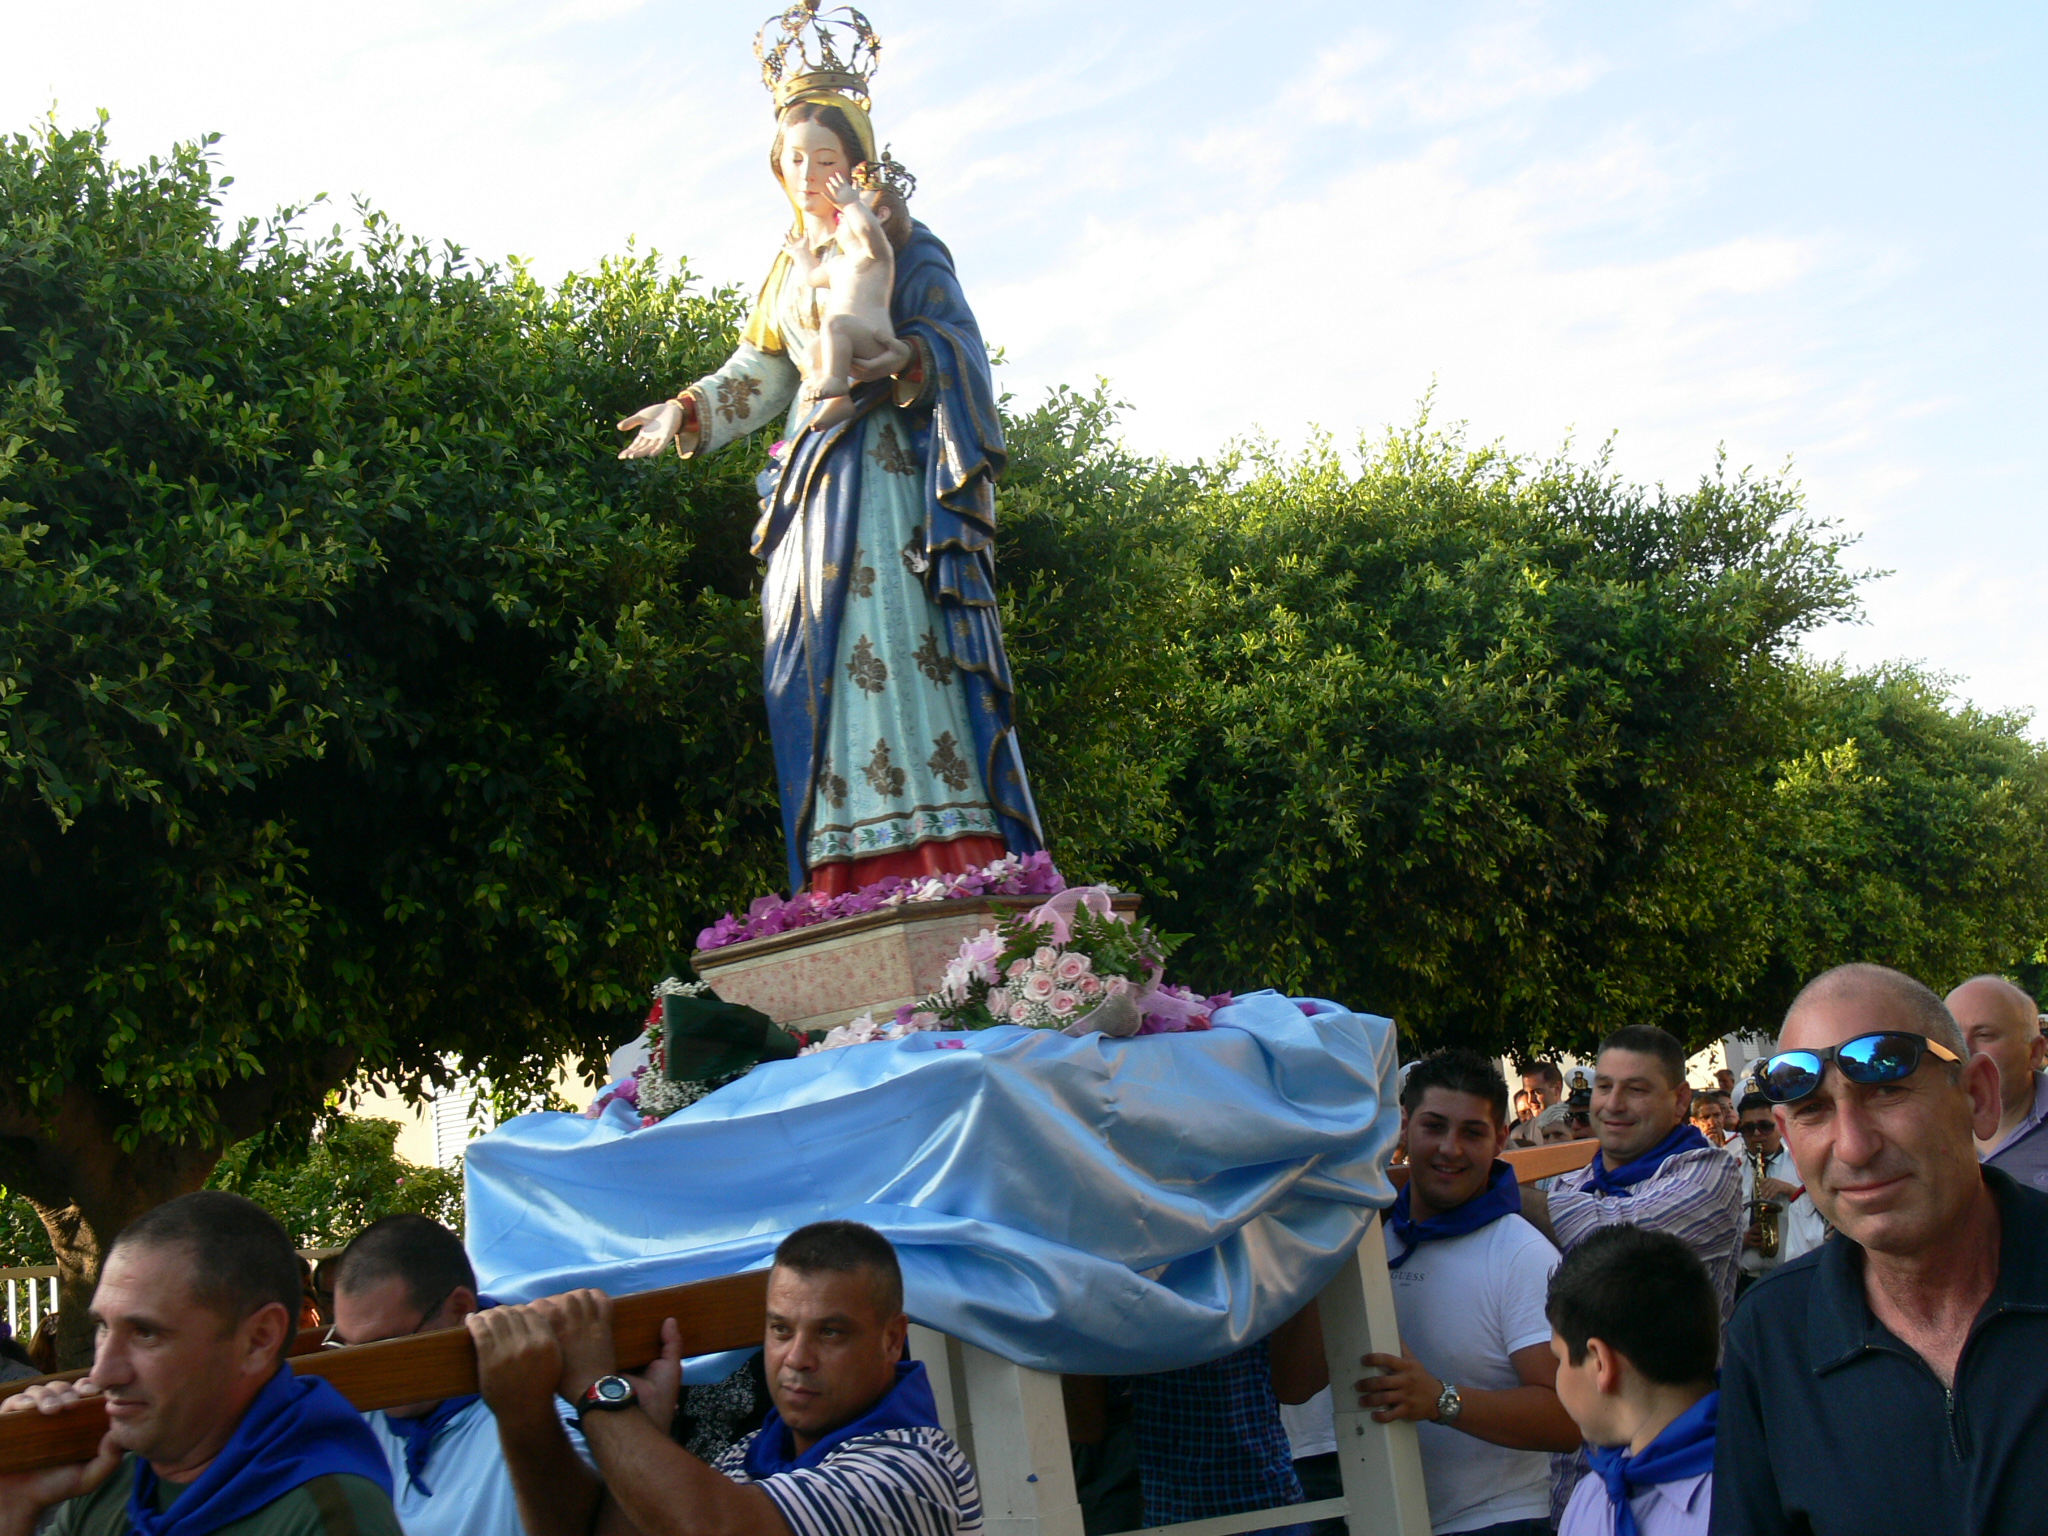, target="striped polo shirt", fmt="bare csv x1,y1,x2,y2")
714,1425,983,1536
